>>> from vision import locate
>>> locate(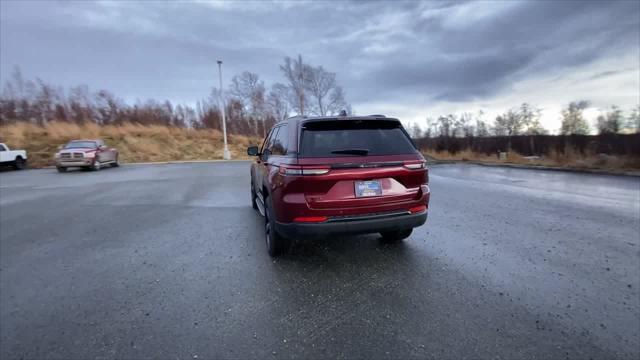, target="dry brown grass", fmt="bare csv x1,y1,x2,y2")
0,122,263,167
424,148,640,171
